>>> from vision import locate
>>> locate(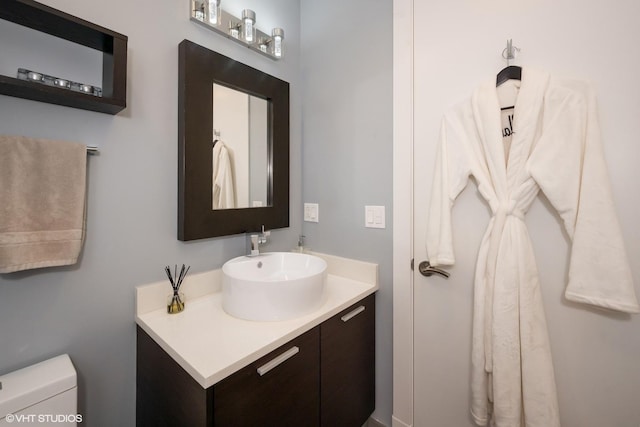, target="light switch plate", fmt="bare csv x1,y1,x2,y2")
365,205,385,229
304,203,319,222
